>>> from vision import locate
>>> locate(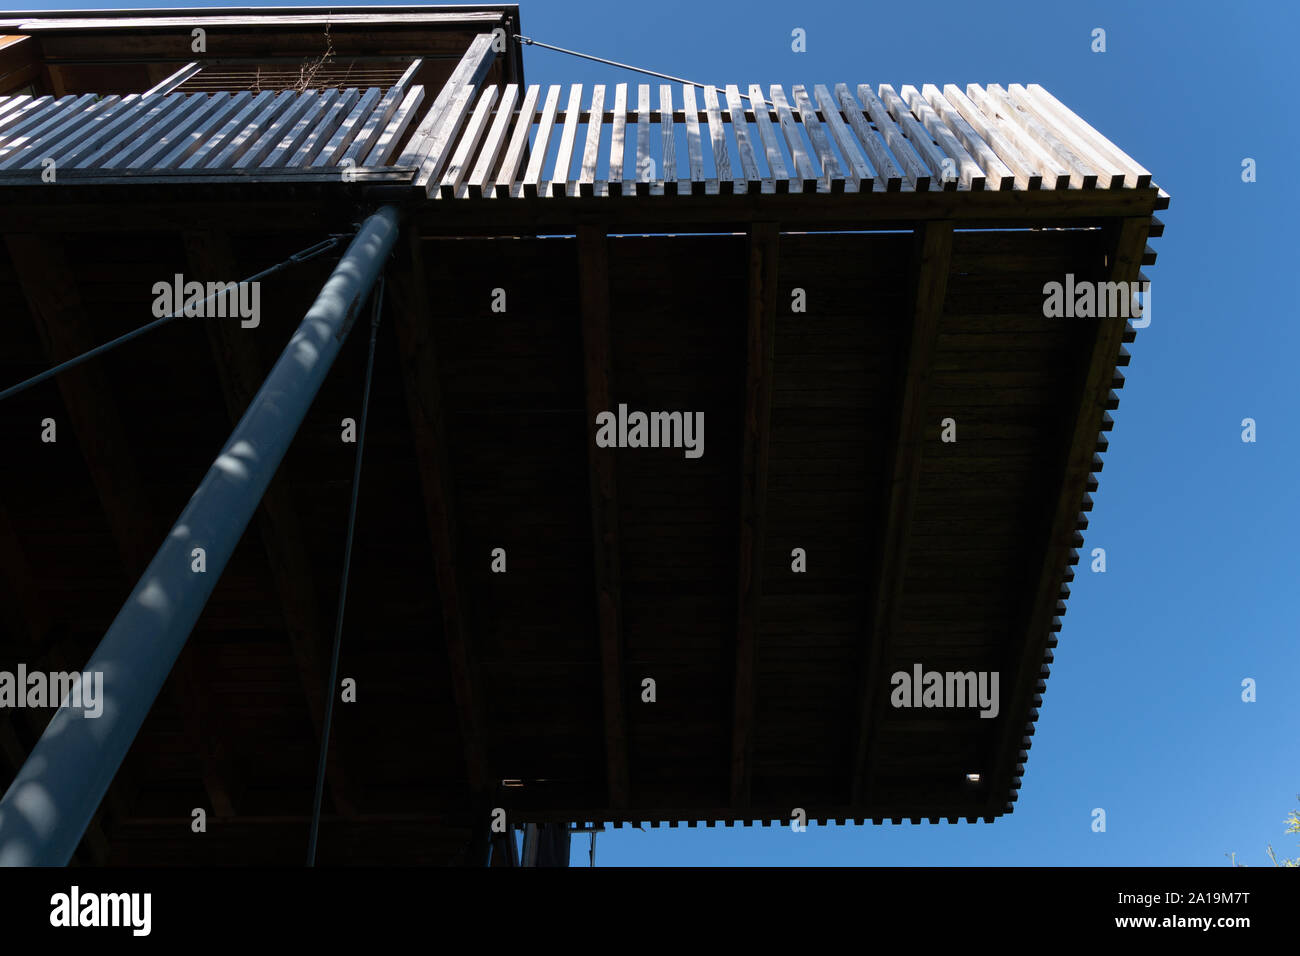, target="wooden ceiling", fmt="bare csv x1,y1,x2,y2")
0,192,1159,863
